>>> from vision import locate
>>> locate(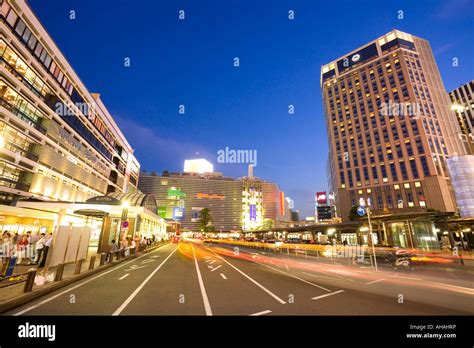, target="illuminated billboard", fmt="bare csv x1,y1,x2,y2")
279,192,285,216
172,207,185,221
249,204,256,221
316,191,327,205
184,159,213,174
191,207,204,222
167,187,186,199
